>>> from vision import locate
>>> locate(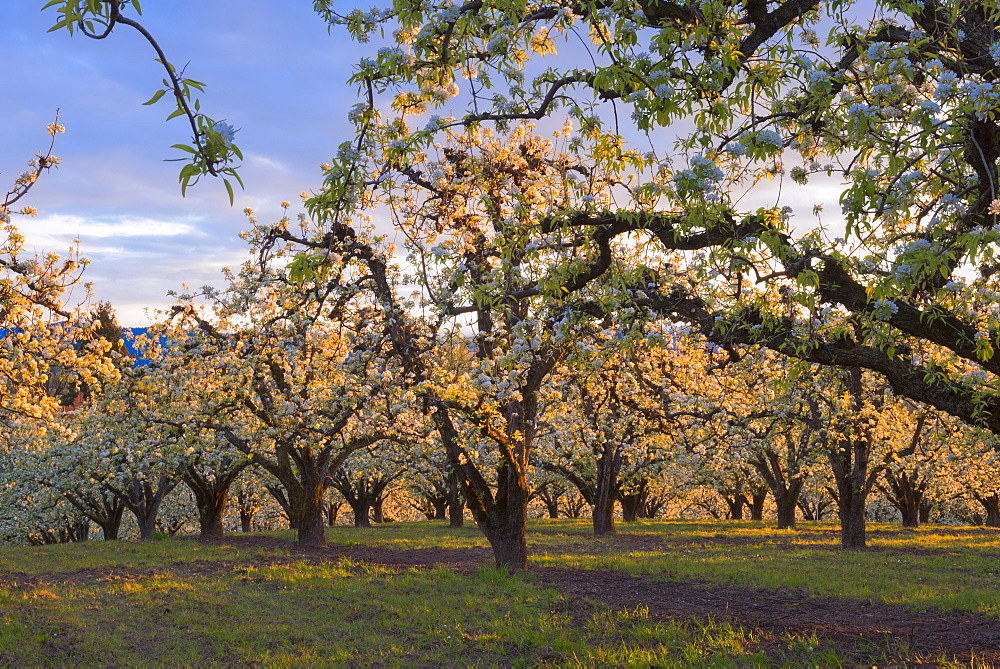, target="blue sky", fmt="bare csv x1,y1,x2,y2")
3,2,856,326
3,2,365,325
